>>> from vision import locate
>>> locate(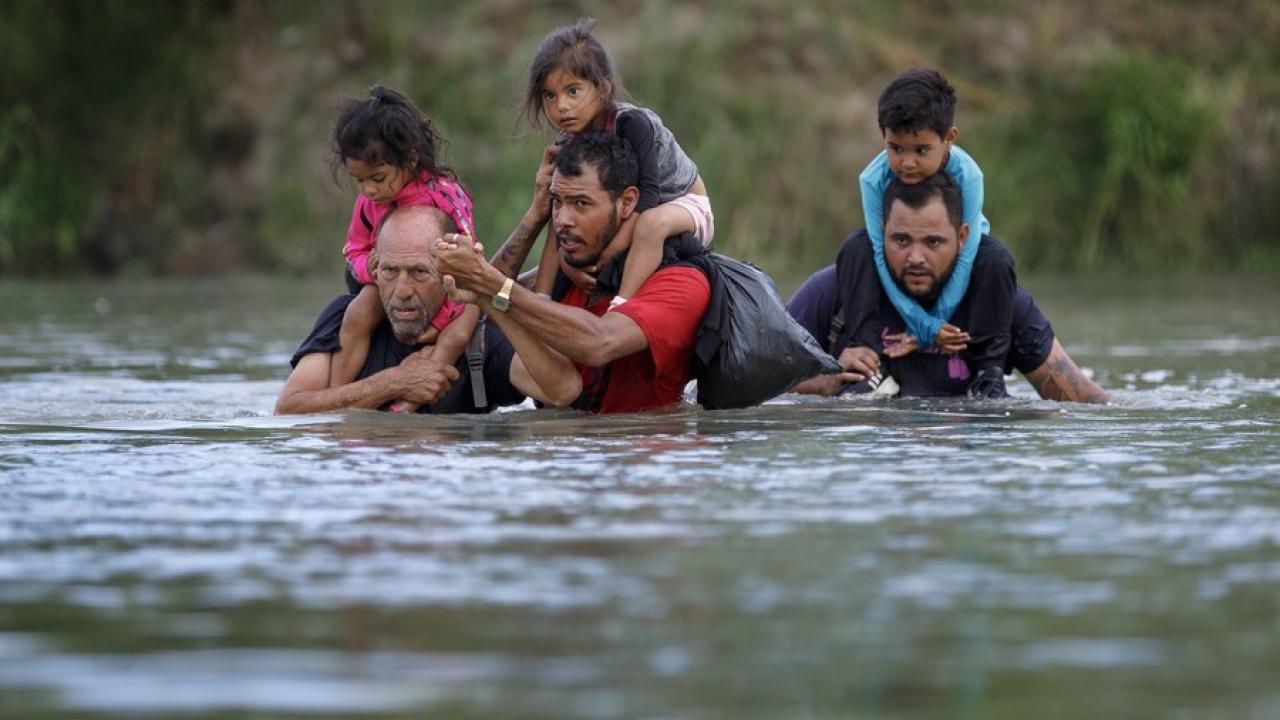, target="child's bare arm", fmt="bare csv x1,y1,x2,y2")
531,226,561,295
329,285,383,386
388,305,481,413
616,205,694,300
501,145,558,286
